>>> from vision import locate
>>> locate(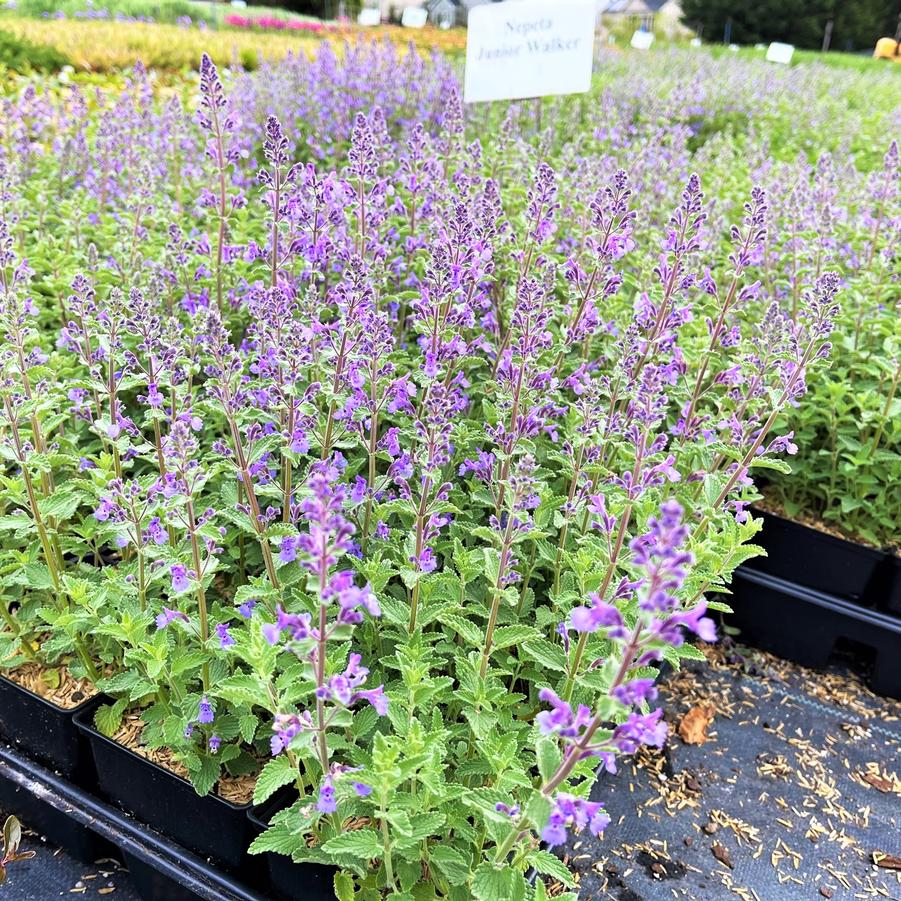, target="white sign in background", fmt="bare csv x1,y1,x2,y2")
464,0,596,104
765,42,795,64
357,8,380,26
630,30,654,50
401,7,428,28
